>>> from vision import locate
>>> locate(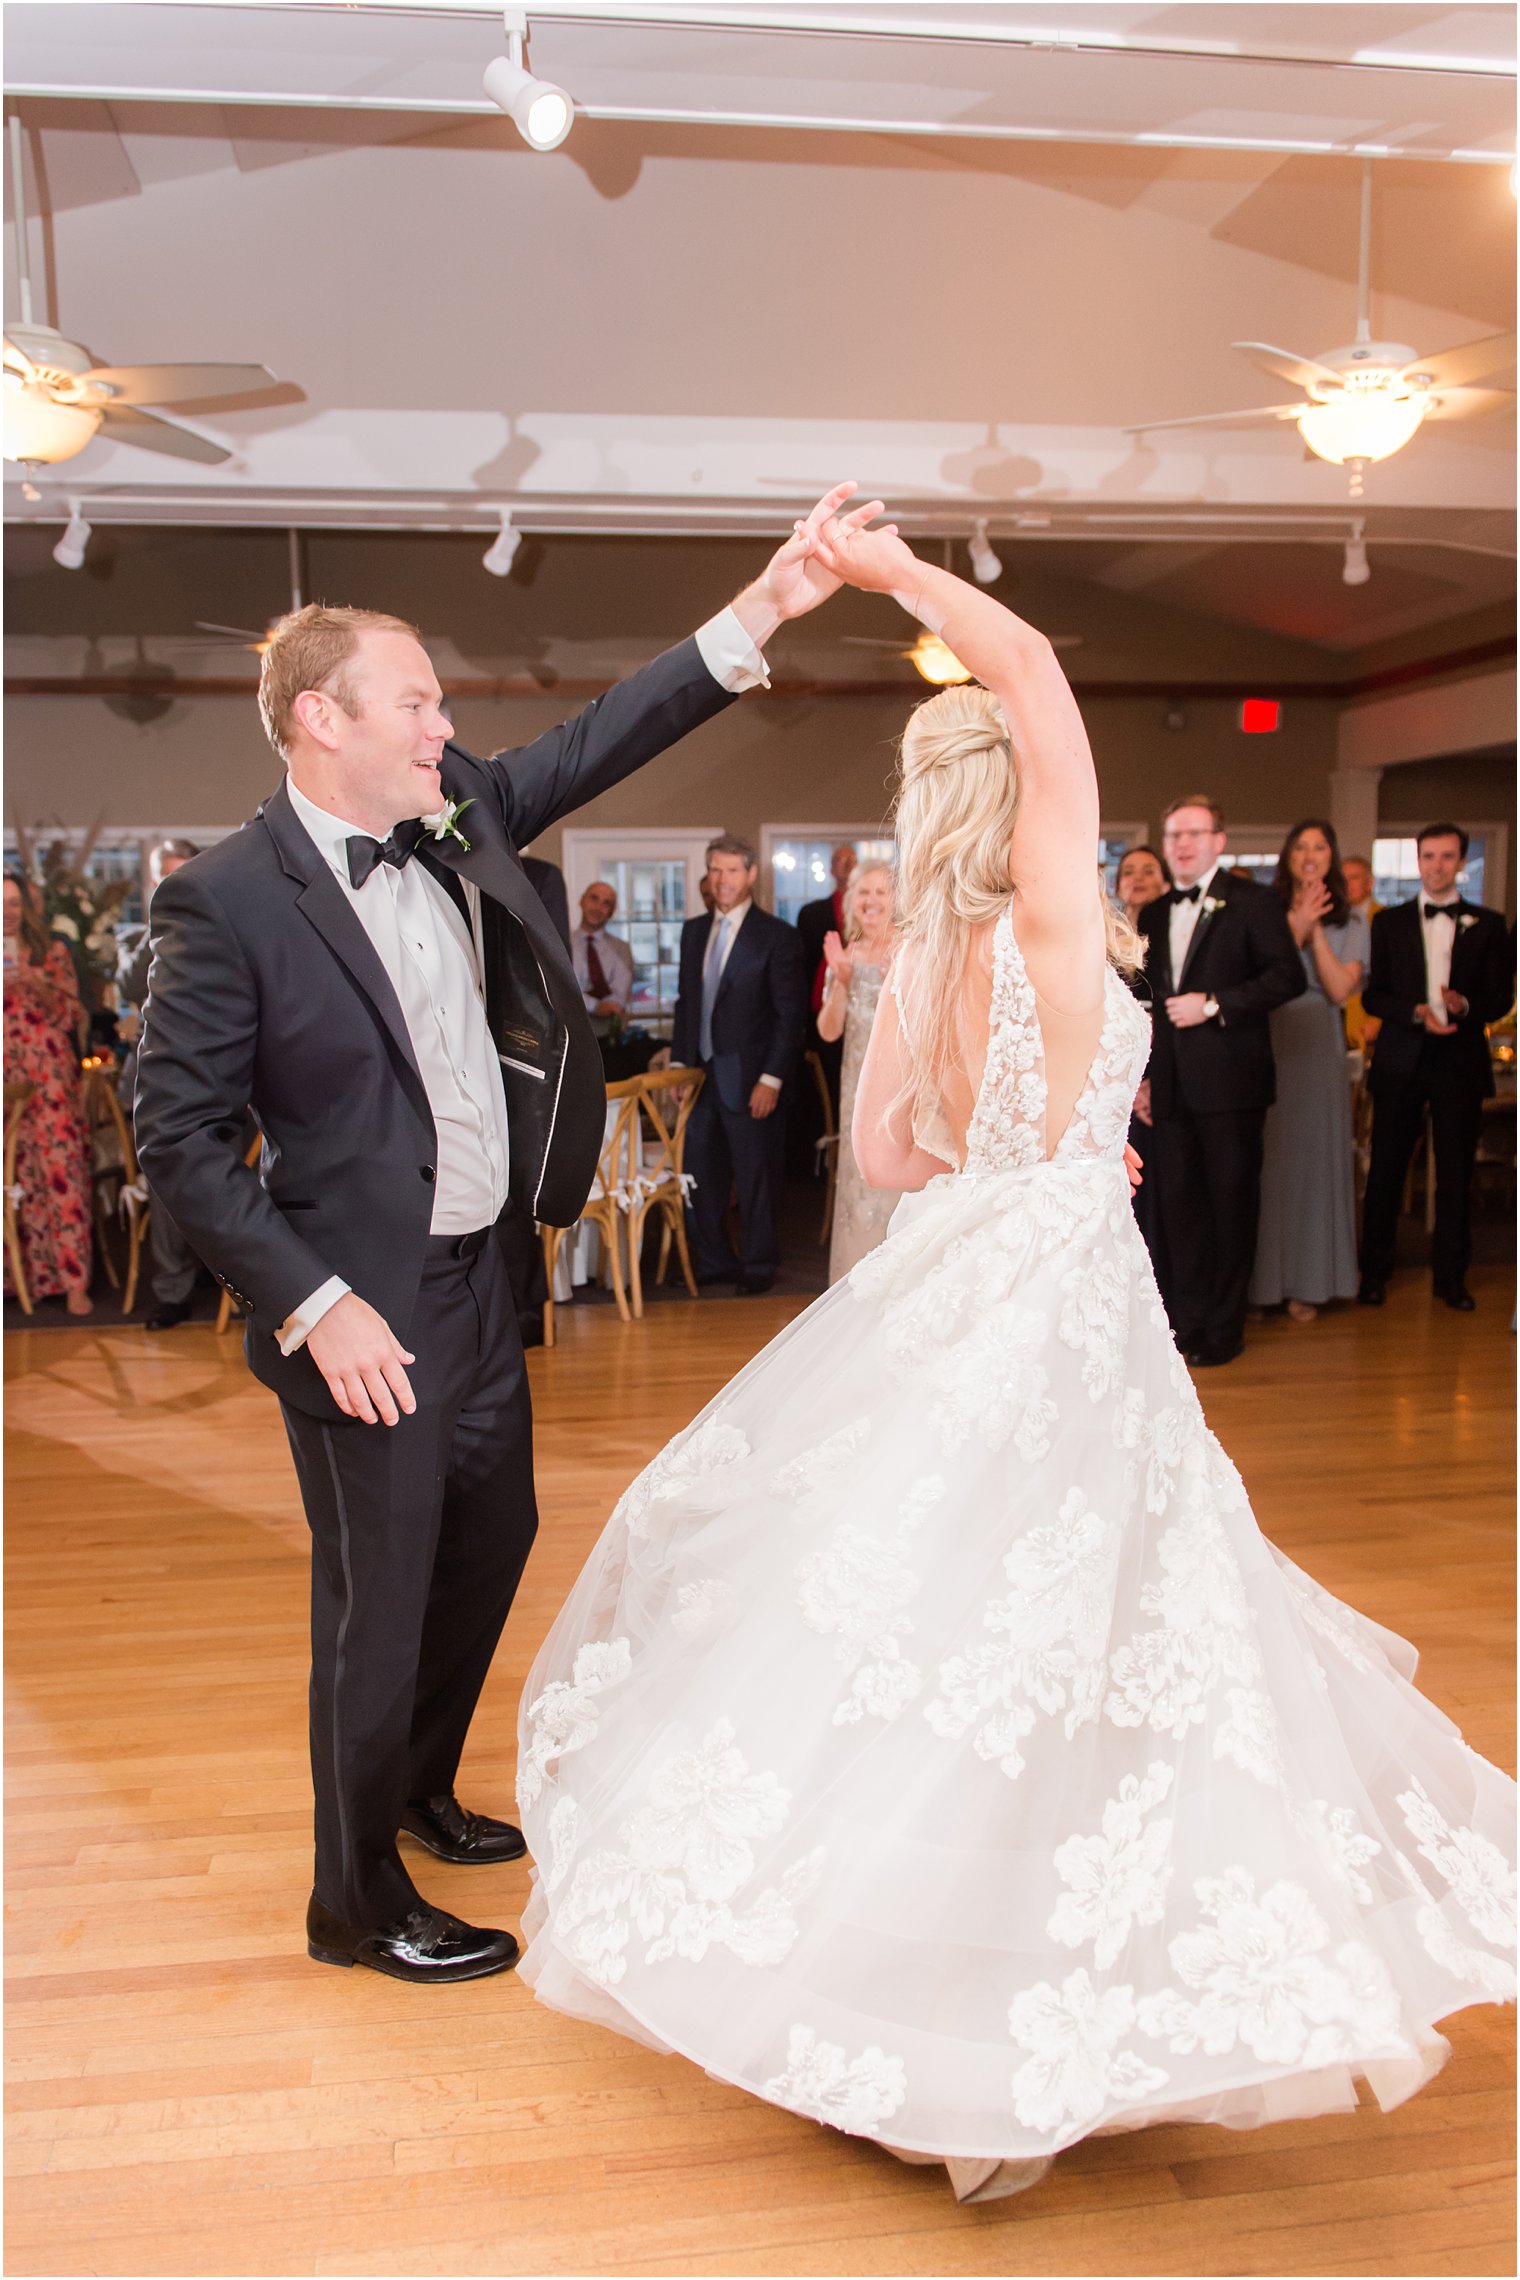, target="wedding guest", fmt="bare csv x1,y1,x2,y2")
1113,845,1171,1268
1341,853,1381,1054
119,839,204,1329
570,881,634,1037
1115,843,1172,923
1133,796,1304,1366
1250,819,1368,1323
672,833,808,1295
3,871,93,1316
1359,823,1515,1311
816,861,901,1282
795,842,857,1116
